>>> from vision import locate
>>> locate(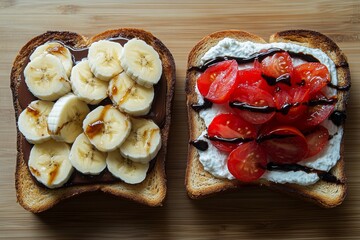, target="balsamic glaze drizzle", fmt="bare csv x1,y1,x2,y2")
191,98,213,112
266,162,343,184
327,82,351,91
188,48,321,73
262,73,291,86
205,134,253,144
229,96,337,114
190,140,209,151
329,111,347,126
188,48,350,92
